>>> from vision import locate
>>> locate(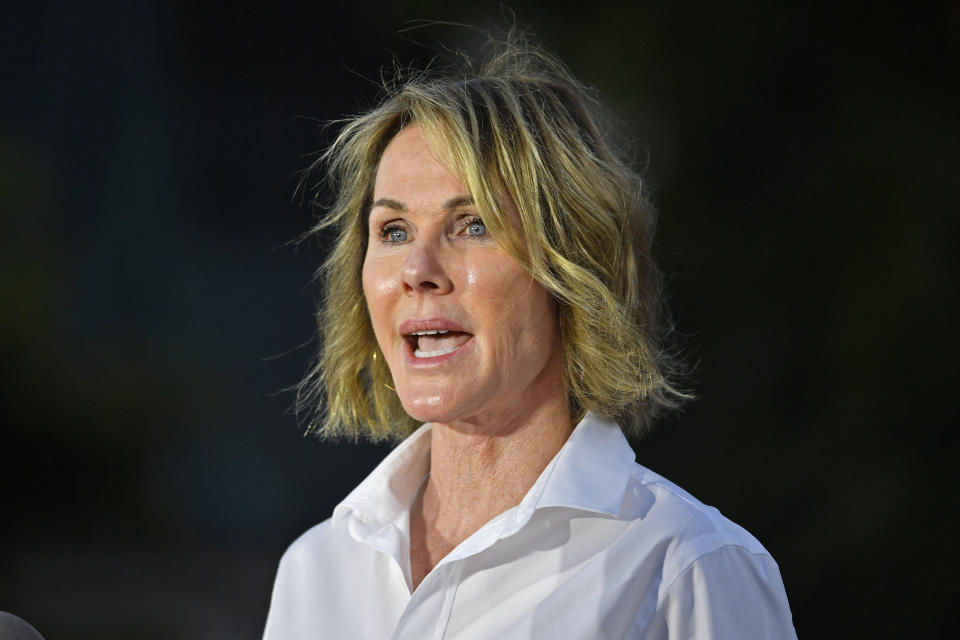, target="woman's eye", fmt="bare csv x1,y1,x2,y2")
382,226,408,243
465,218,487,237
